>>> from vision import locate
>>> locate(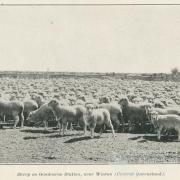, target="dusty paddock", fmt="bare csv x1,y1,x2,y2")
0,127,179,164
